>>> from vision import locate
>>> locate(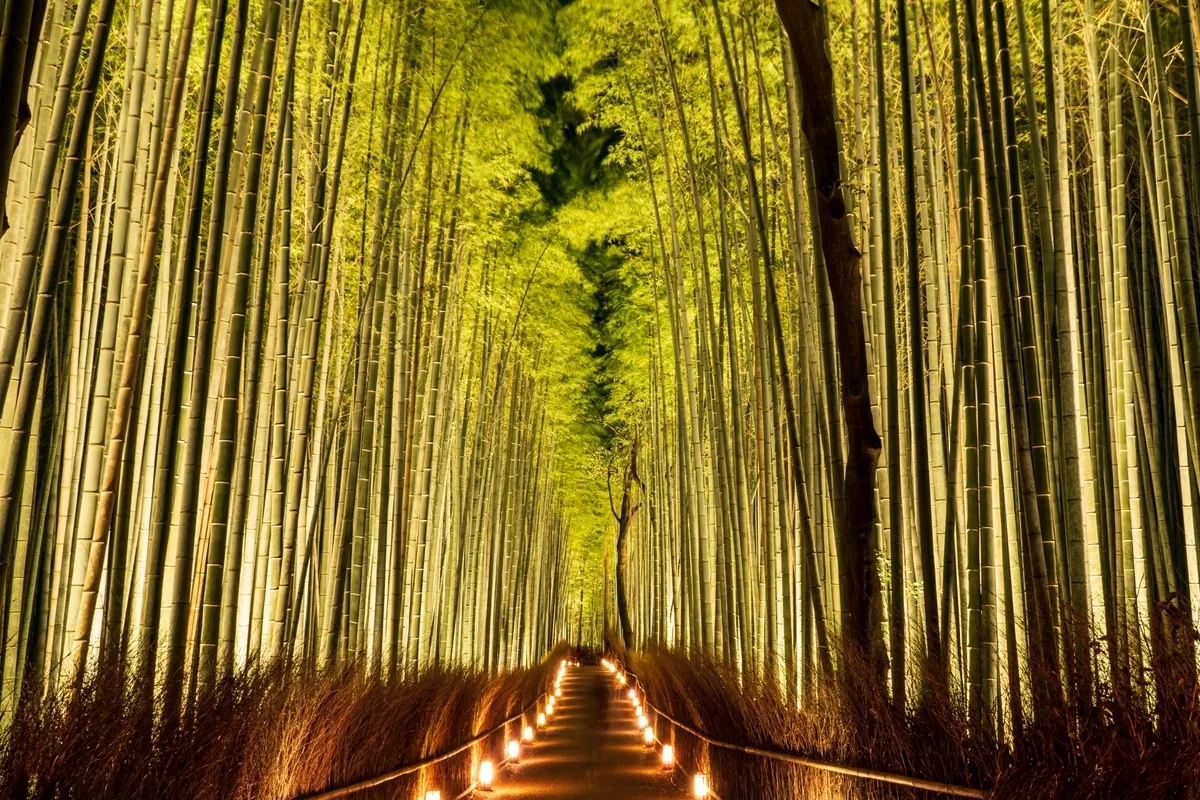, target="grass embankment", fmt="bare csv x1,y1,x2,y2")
0,646,563,799
619,644,1200,799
